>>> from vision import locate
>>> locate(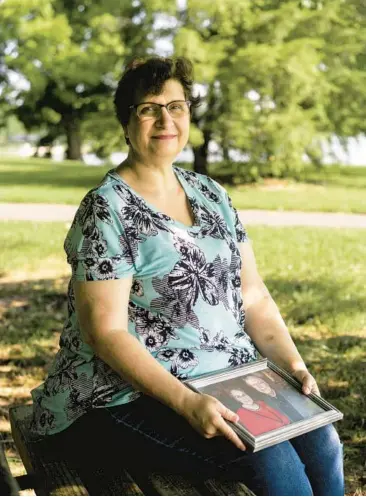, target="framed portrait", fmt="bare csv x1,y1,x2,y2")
185,358,343,452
